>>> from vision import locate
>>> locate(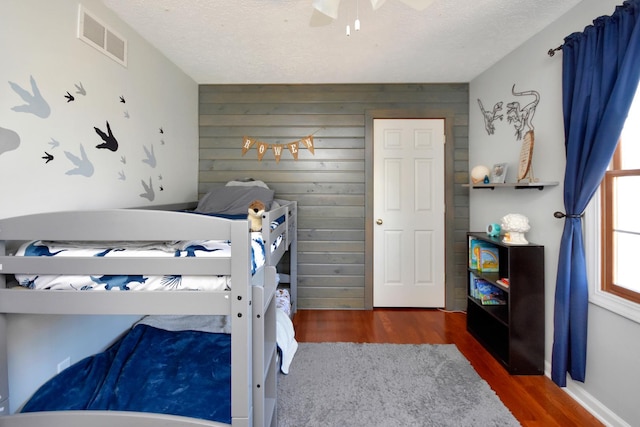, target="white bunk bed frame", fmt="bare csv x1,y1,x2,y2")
0,209,280,427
